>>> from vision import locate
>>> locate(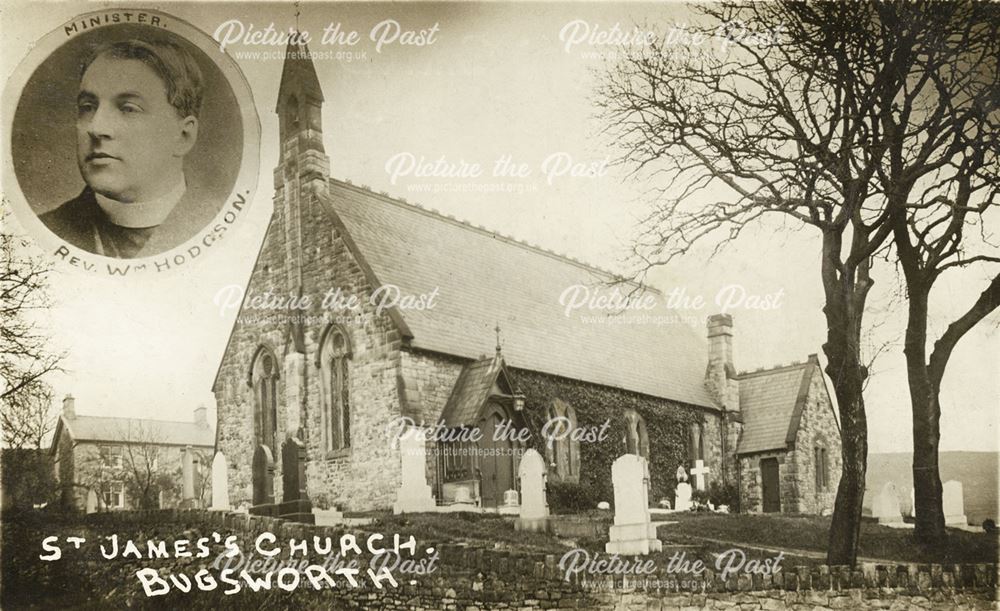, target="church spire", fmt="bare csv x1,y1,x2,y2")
275,38,325,156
